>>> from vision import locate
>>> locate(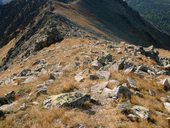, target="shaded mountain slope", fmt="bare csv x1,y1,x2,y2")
126,0,170,35
0,0,170,69
74,0,170,48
